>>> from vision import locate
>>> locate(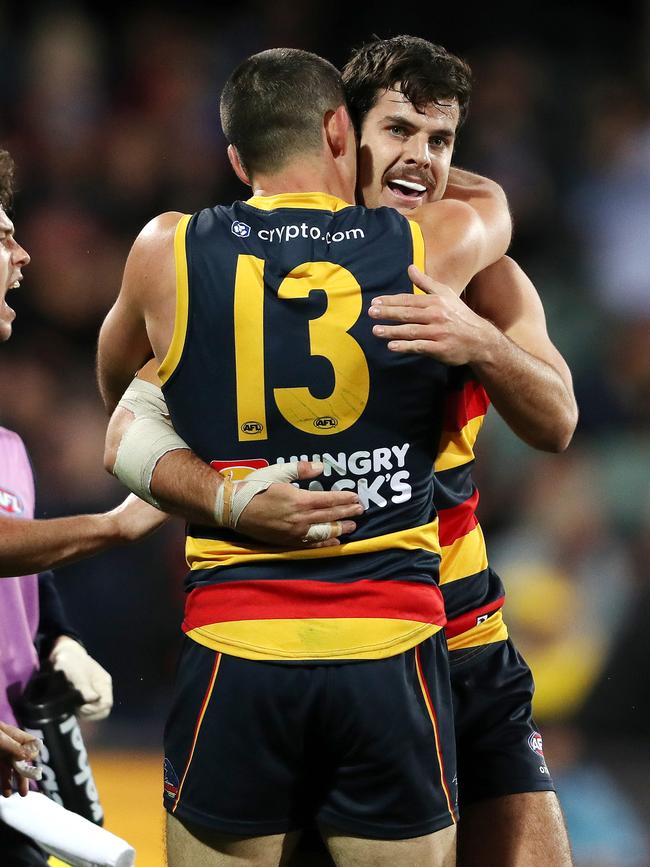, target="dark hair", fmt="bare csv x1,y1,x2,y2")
0,149,15,210
220,48,346,177
342,35,472,132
